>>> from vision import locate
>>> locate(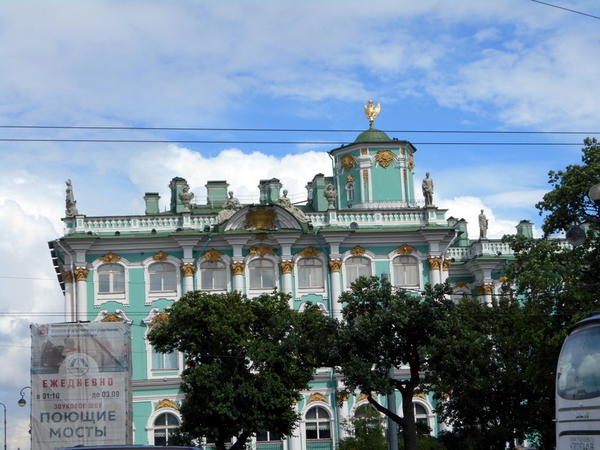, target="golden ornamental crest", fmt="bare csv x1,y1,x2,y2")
298,247,320,258
375,150,395,168
364,100,381,124
153,251,168,261
249,244,275,257
101,313,123,323
396,244,417,255
340,154,356,171
150,312,170,327
245,207,277,230
156,399,179,411
454,280,469,288
307,392,328,404
203,248,224,261
346,174,355,183
99,252,121,263
350,245,366,256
